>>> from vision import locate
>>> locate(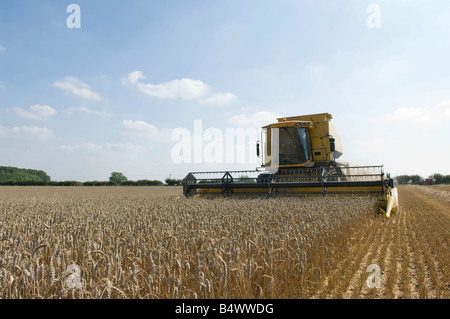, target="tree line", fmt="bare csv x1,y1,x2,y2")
0,180,166,186
395,173,450,185
108,172,182,186
0,167,183,186
3,166,449,187
0,166,50,182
